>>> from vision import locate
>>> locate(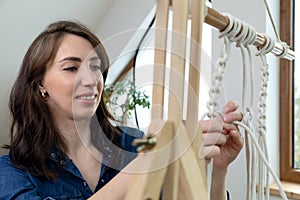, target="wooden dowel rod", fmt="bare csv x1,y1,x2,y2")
205,7,229,31
204,7,295,61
